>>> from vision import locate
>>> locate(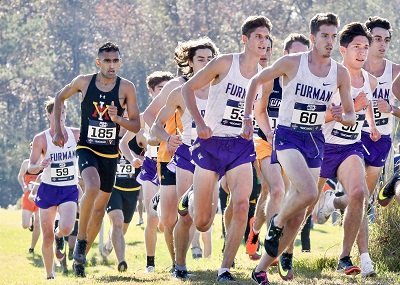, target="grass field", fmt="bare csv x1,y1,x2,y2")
0,208,399,285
